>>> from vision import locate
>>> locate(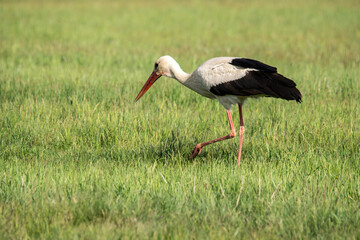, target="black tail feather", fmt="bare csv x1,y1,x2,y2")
266,73,302,103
